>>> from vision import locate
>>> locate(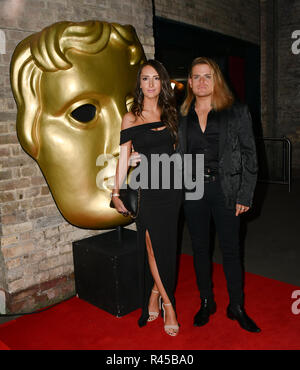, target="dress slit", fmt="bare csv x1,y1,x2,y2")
144,228,174,307
137,195,179,327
